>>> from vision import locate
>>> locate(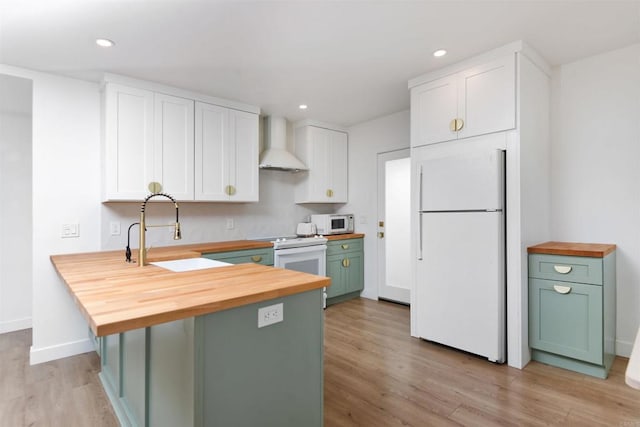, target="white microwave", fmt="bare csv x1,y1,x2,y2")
310,214,354,235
